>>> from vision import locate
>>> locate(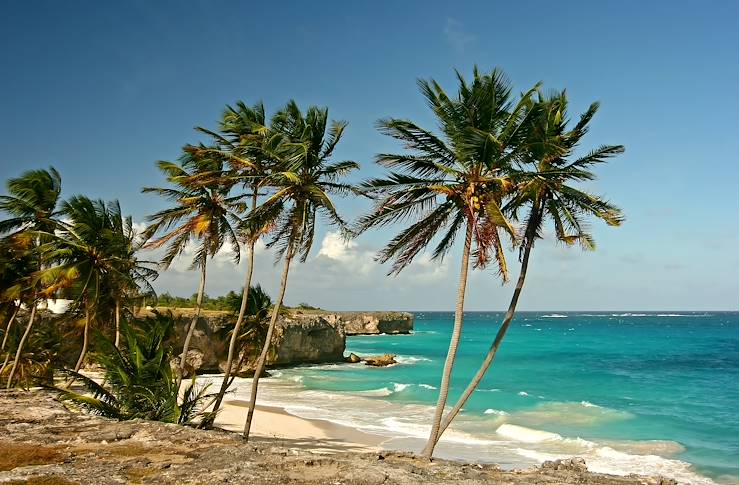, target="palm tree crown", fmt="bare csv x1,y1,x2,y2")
358,68,539,277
